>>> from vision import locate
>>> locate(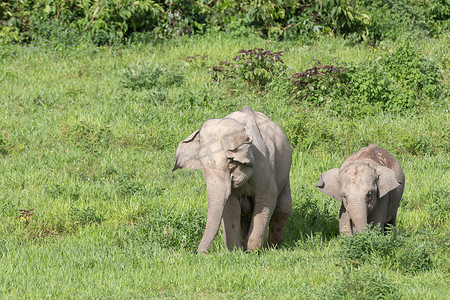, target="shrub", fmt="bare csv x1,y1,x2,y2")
0,0,373,44
338,226,404,264
233,48,285,89
209,48,286,90
381,40,443,110
337,227,434,273
208,0,370,41
327,41,443,116
291,61,346,107
336,59,393,116
0,0,164,45
356,0,450,41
